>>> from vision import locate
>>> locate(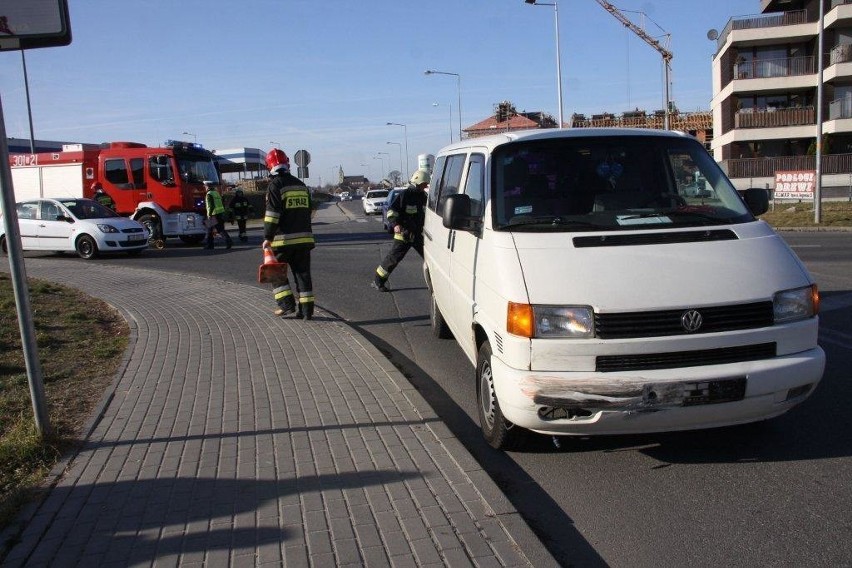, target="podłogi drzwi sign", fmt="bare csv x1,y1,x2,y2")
774,170,816,200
